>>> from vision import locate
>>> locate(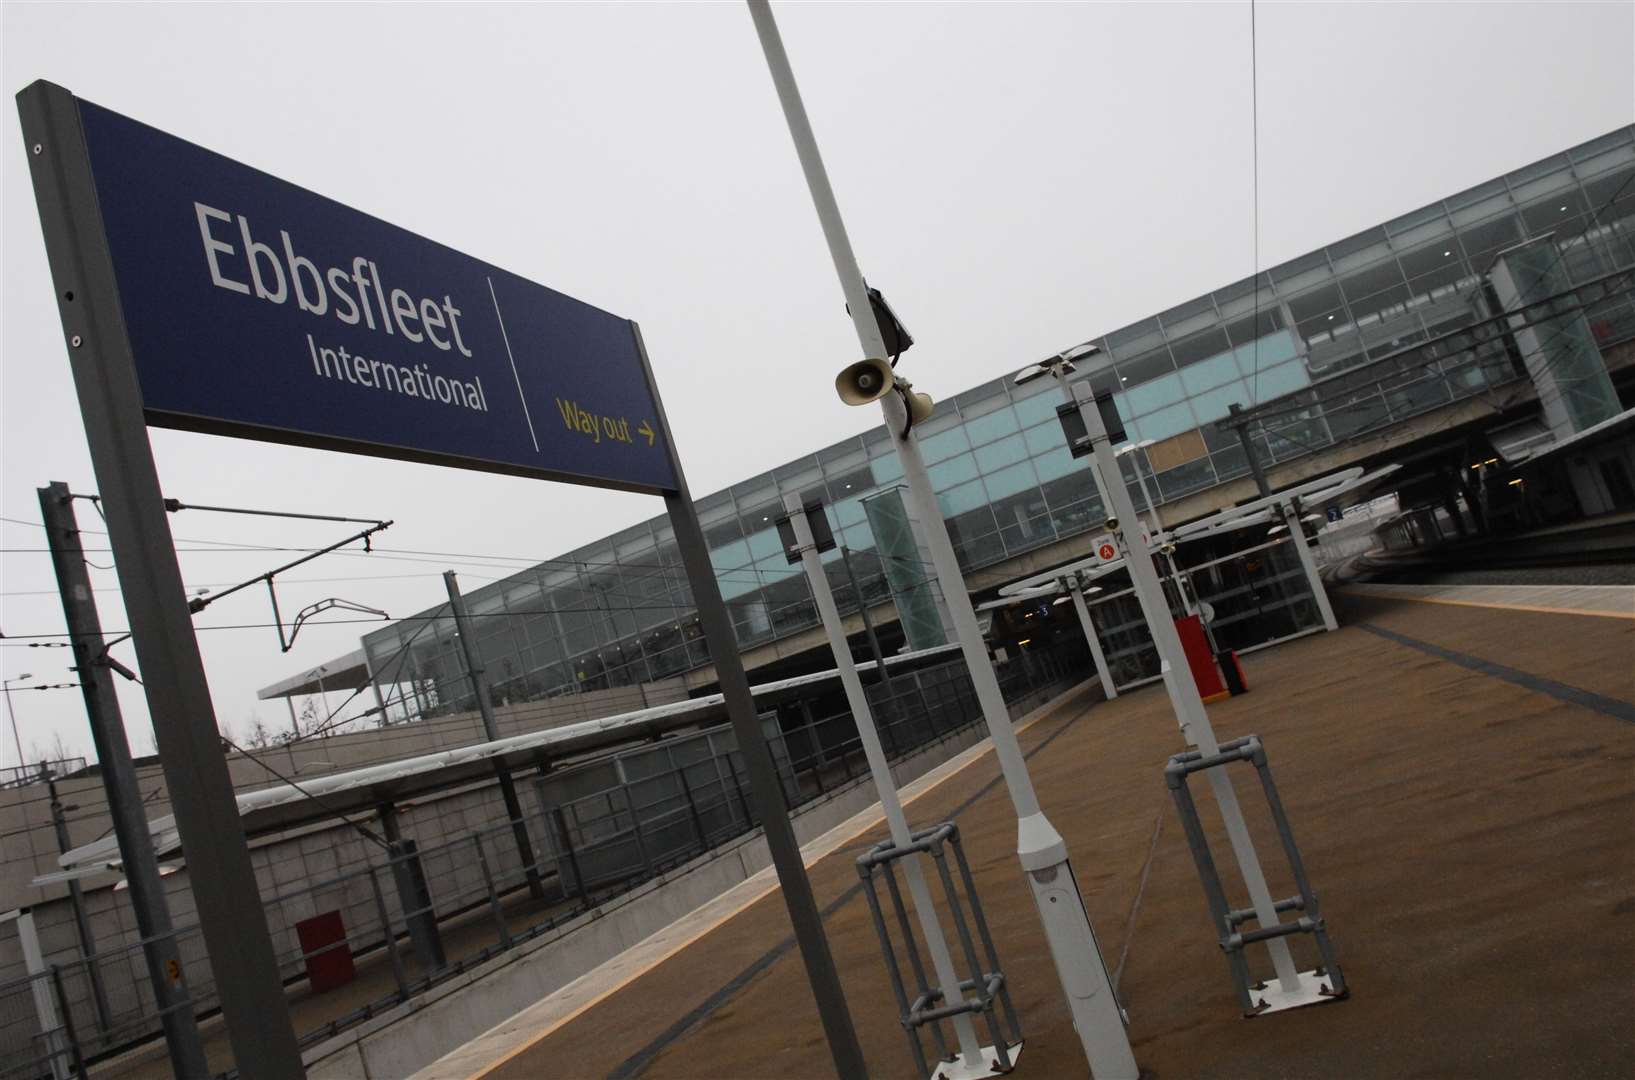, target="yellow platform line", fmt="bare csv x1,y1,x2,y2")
1342,588,1634,621
459,696,1075,1080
